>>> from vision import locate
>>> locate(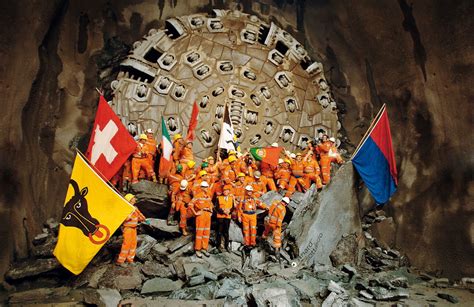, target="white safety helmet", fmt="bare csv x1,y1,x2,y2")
271,142,279,148
278,158,284,164
290,153,296,159
180,180,188,190
329,137,336,143
245,185,253,191
145,128,153,134
282,197,290,204
200,181,209,188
